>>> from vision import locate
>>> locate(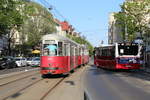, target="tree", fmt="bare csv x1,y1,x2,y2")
0,0,23,35
18,1,56,55
114,0,150,41
0,0,23,55
67,34,93,56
